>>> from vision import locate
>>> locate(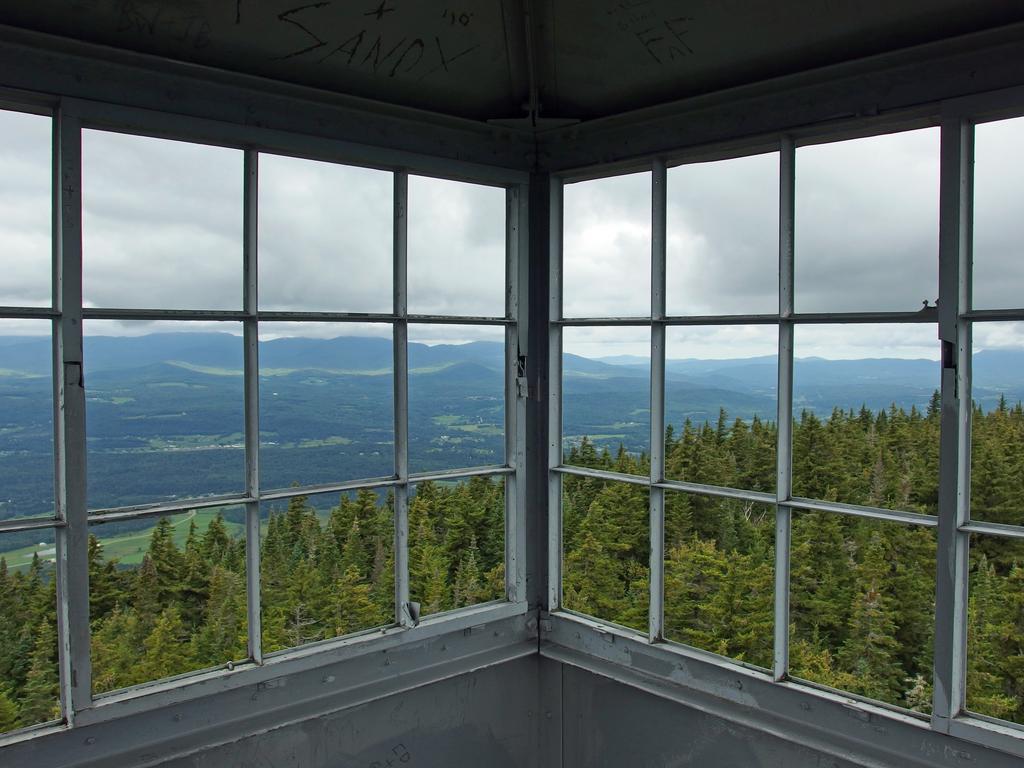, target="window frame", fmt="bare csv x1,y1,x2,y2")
547,89,1024,758
0,93,529,741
